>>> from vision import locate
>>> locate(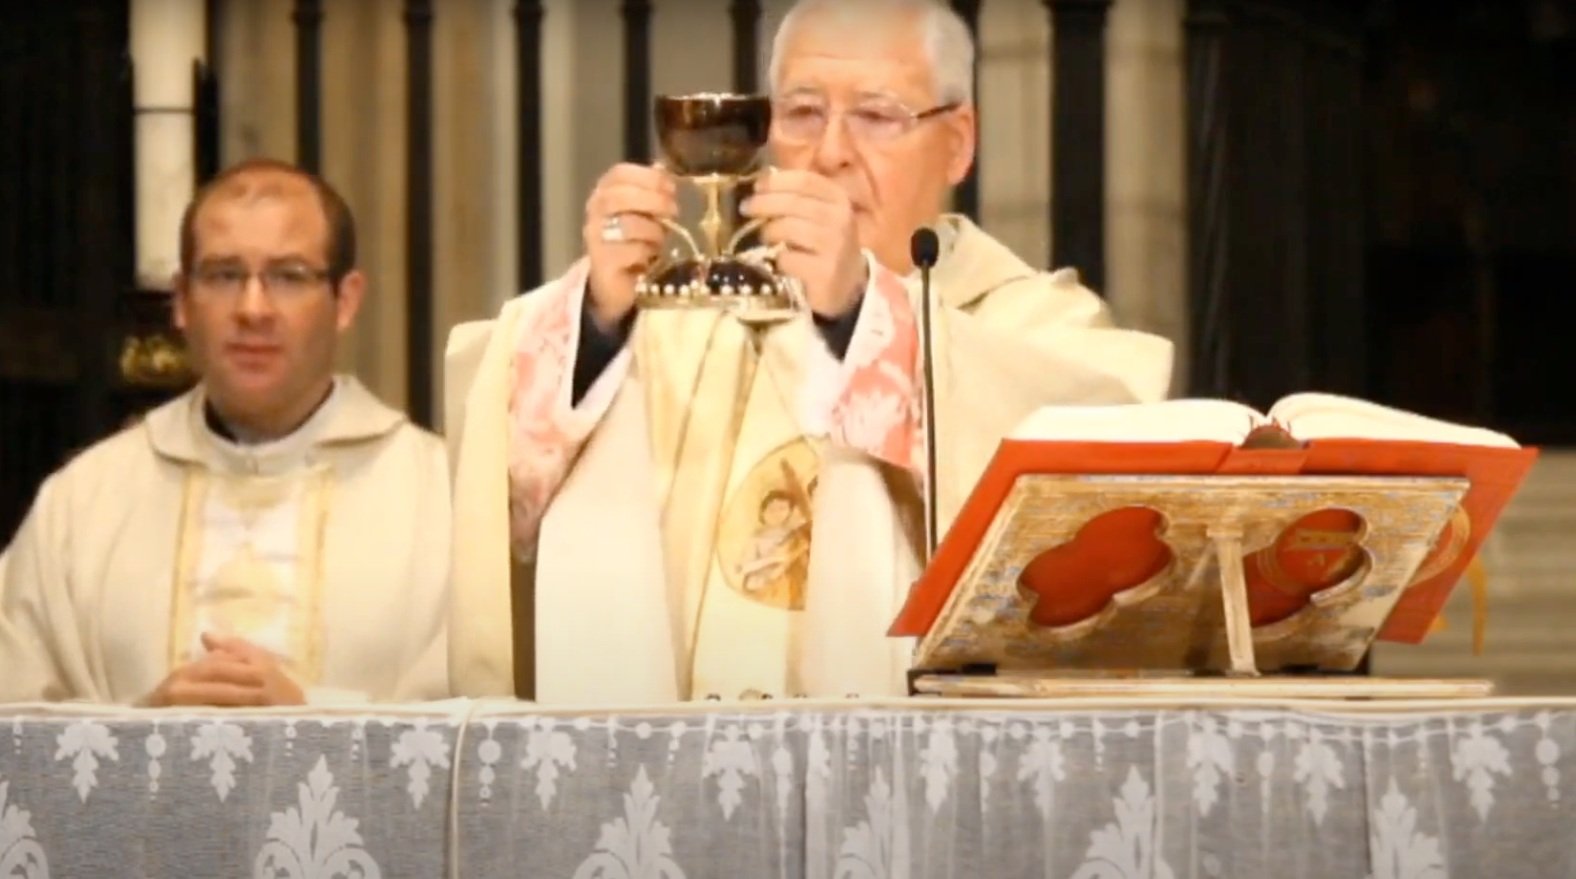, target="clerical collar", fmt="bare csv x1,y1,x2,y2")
197,379,342,475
